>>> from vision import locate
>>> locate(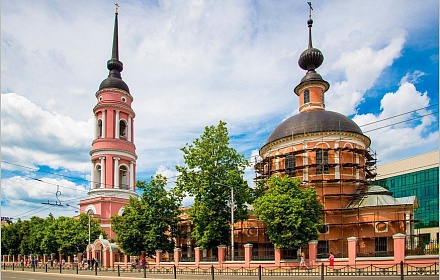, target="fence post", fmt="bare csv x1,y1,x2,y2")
400,261,404,280
211,265,214,280
118,265,120,276
173,264,177,279
258,265,262,280
321,263,324,280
